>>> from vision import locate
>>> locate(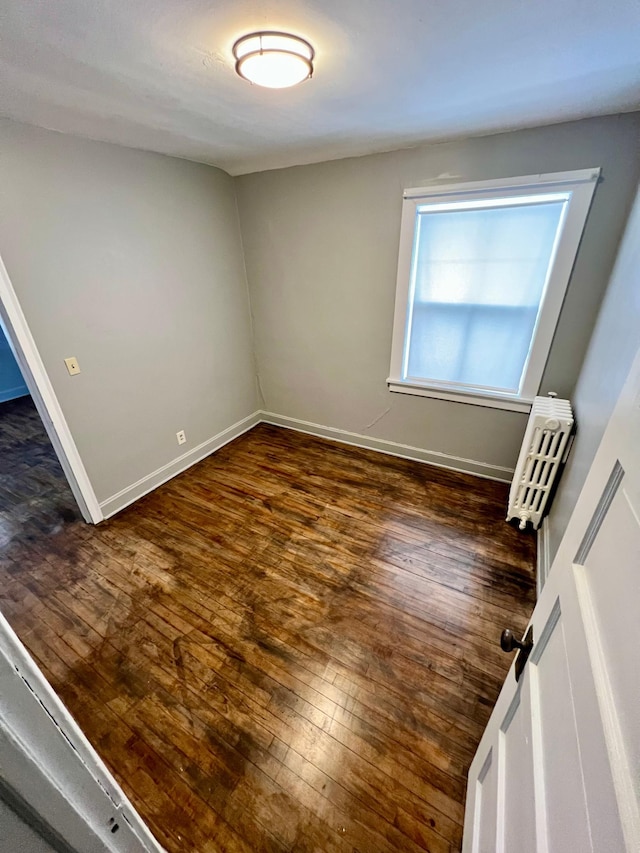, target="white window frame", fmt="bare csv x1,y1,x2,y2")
387,168,600,412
